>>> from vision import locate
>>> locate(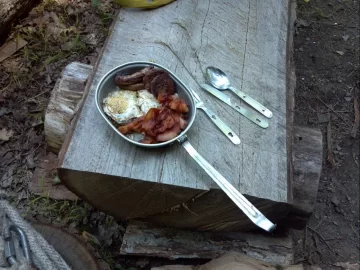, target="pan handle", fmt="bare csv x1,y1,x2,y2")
178,135,276,232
